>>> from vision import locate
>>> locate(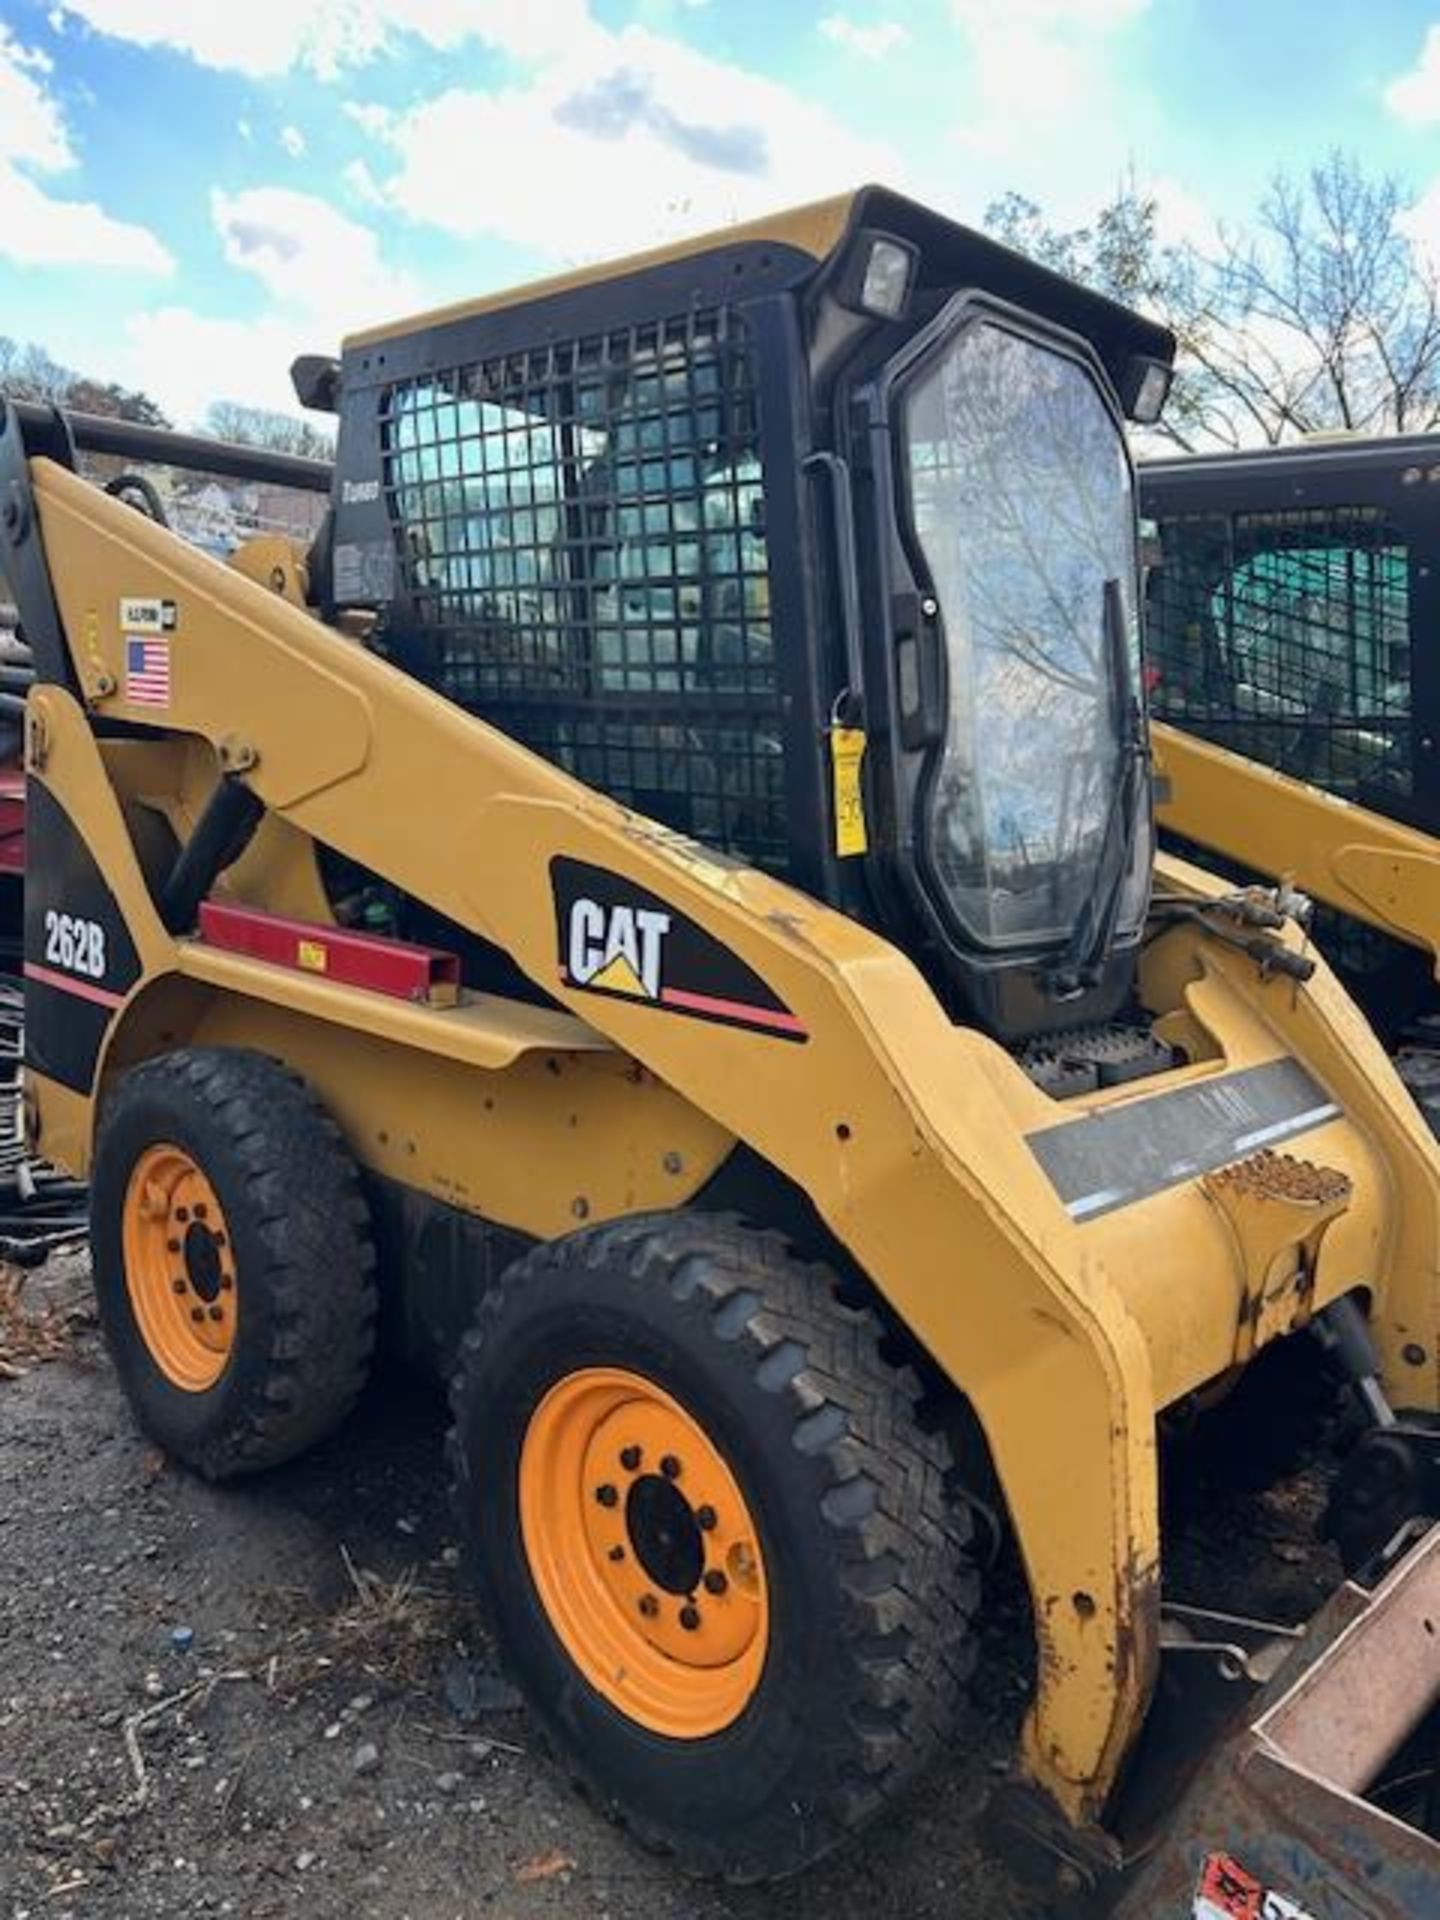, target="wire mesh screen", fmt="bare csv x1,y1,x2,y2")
1144,506,1413,803
378,308,786,869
